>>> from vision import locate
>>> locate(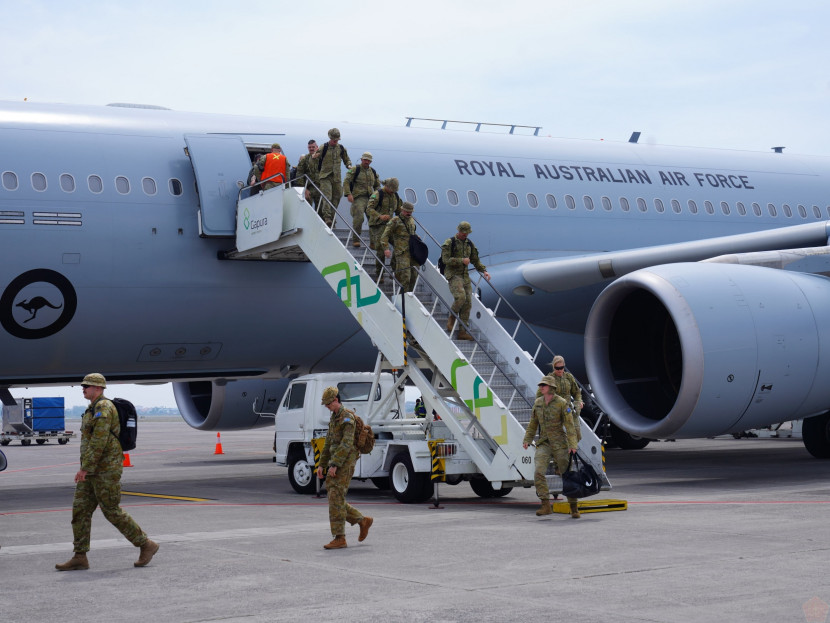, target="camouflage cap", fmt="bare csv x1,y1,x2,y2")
328,128,341,139
321,386,339,405
401,201,414,213
537,375,558,390
383,177,399,191
457,221,472,233
81,373,107,388
271,142,281,150
361,151,373,162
